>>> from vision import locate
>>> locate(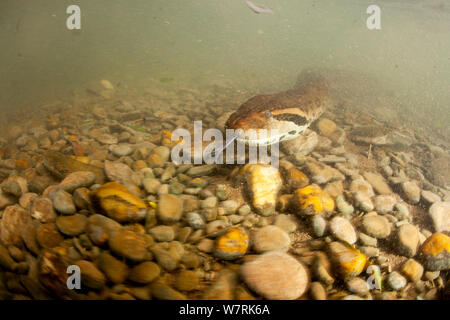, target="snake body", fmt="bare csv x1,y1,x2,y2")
225,70,332,146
